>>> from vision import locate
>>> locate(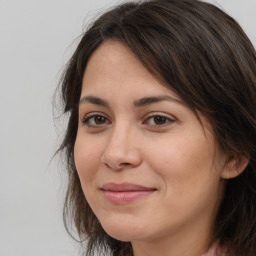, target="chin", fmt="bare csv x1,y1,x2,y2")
99,216,146,242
